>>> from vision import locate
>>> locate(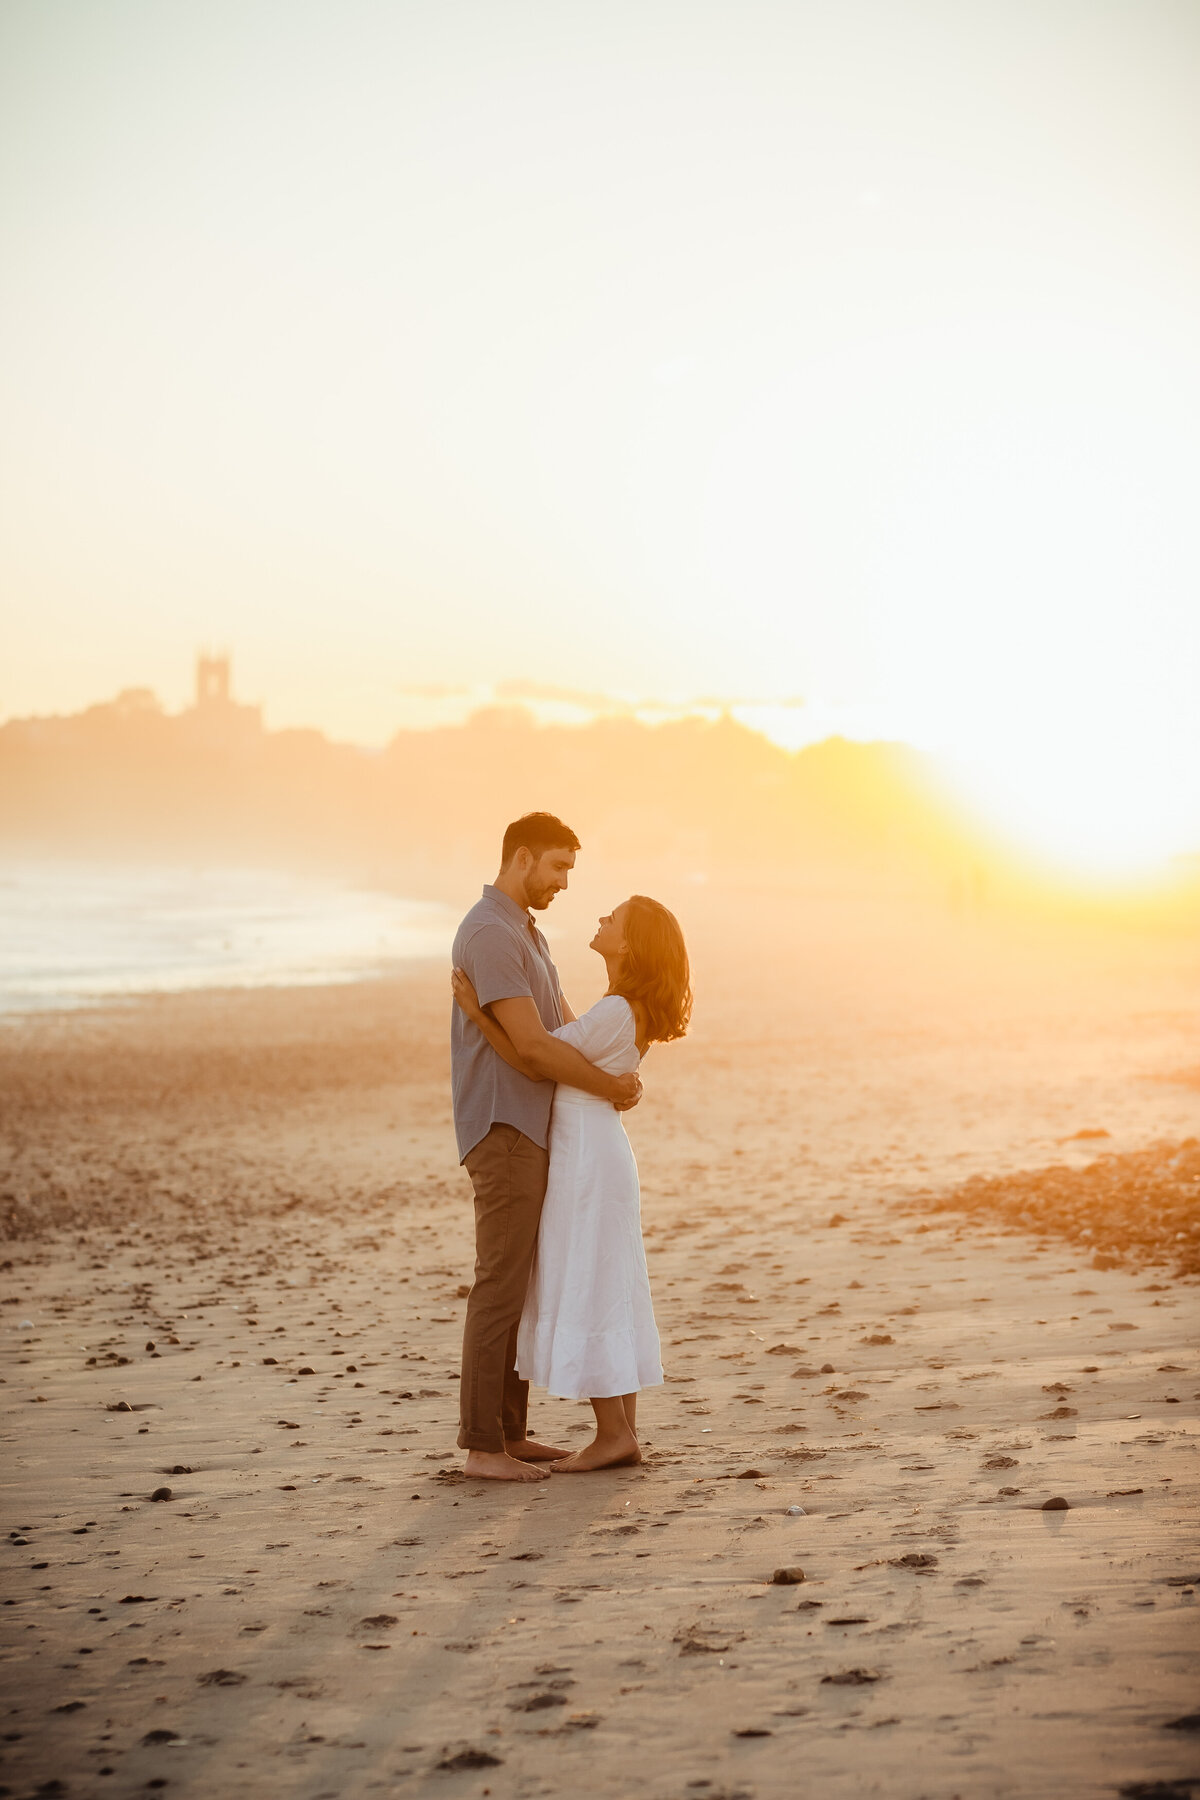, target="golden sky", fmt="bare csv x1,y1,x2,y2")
2,1,1198,874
